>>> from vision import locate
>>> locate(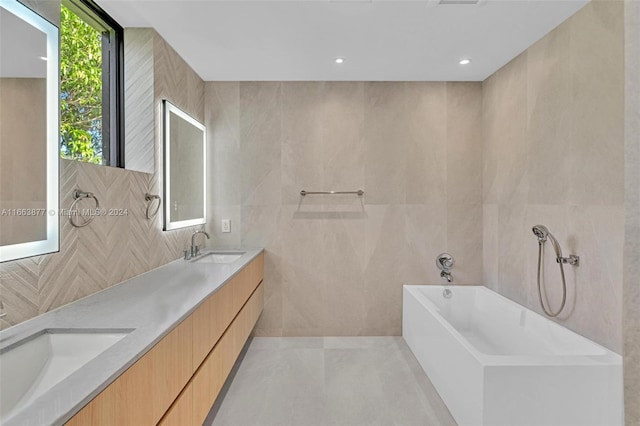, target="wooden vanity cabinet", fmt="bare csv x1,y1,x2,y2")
66,316,193,426
66,253,264,426
190,283,264,425
160,382,194,425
